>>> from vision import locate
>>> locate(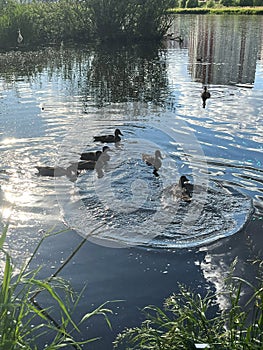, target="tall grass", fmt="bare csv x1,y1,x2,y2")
0,224,113,349
114,260,263,349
